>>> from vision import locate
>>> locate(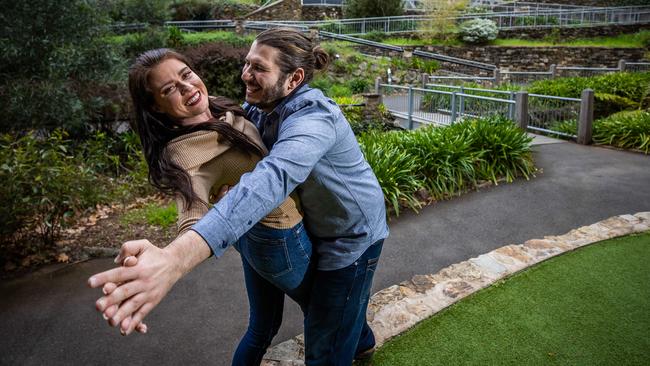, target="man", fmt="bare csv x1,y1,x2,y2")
89,28,388,365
